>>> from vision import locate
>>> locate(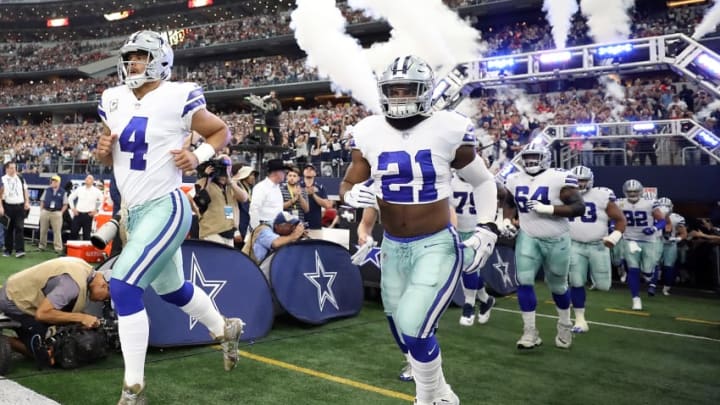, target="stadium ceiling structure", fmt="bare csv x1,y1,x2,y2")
430,34,720,165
